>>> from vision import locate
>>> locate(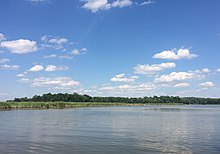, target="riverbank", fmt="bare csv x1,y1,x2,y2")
0,102,154,110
